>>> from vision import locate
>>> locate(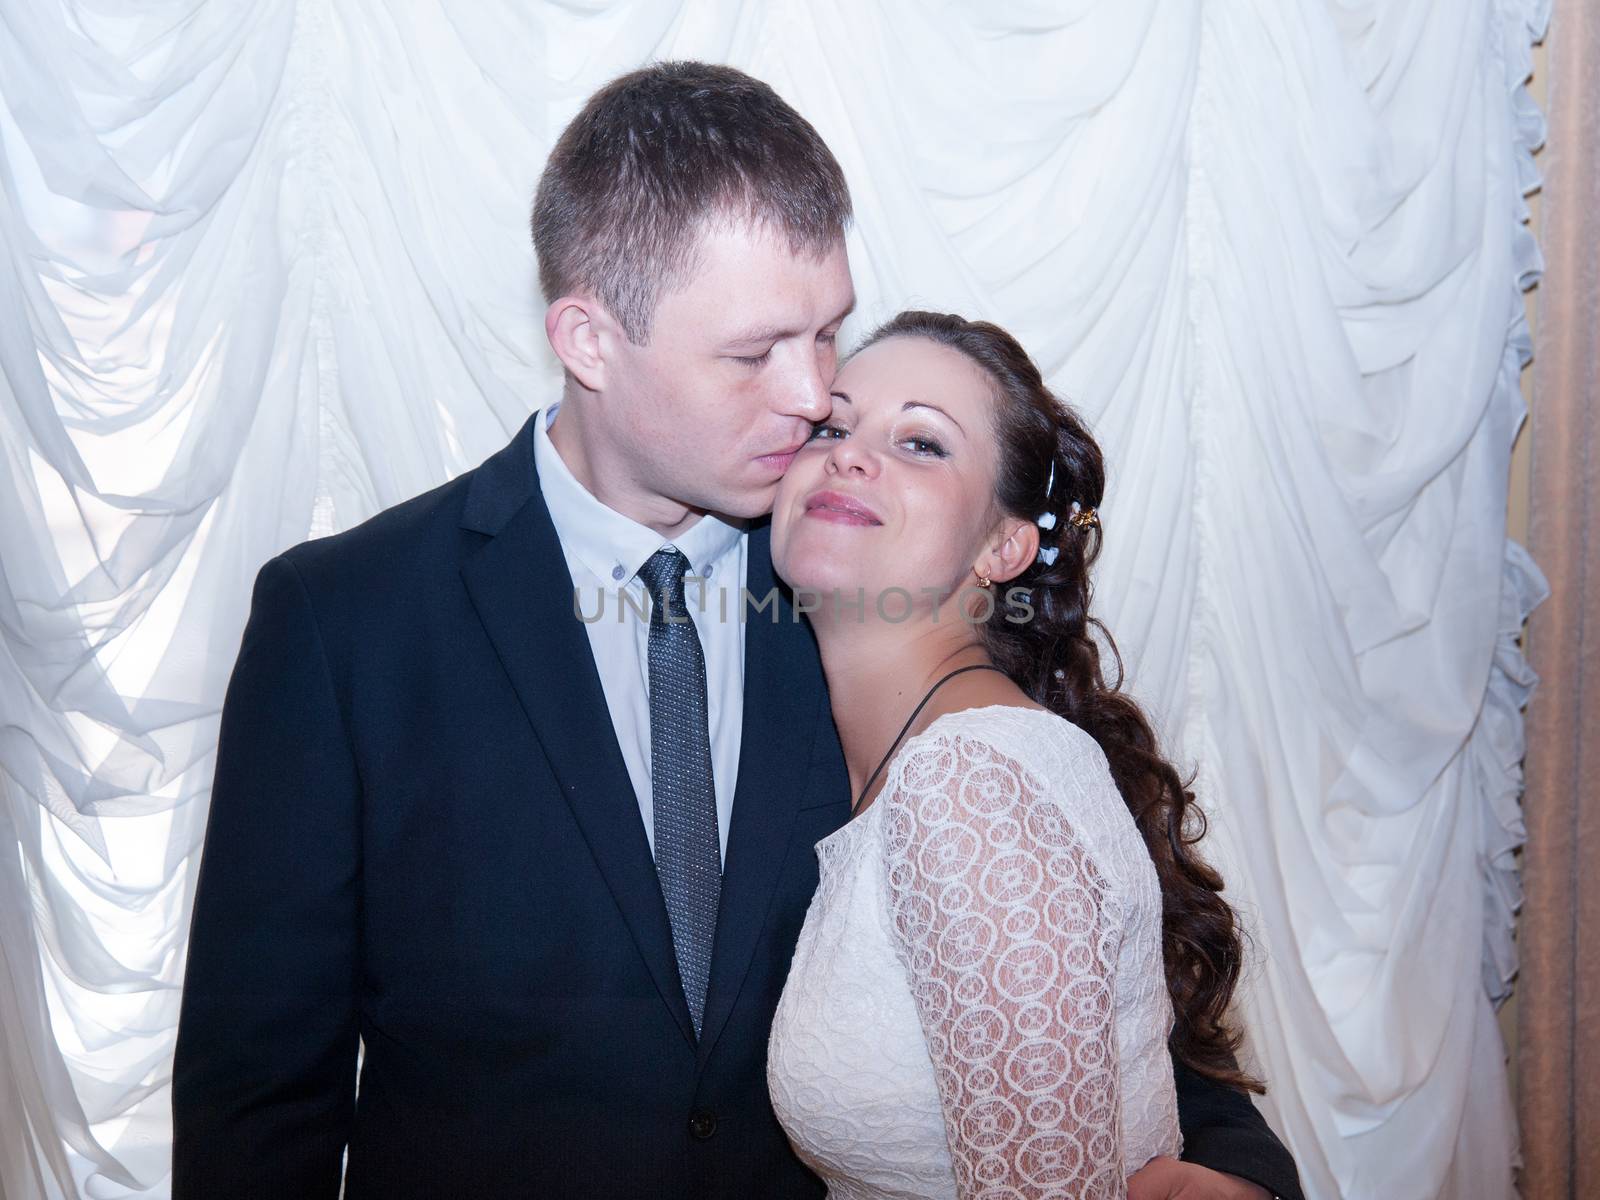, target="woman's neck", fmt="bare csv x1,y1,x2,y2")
809,610,997,809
